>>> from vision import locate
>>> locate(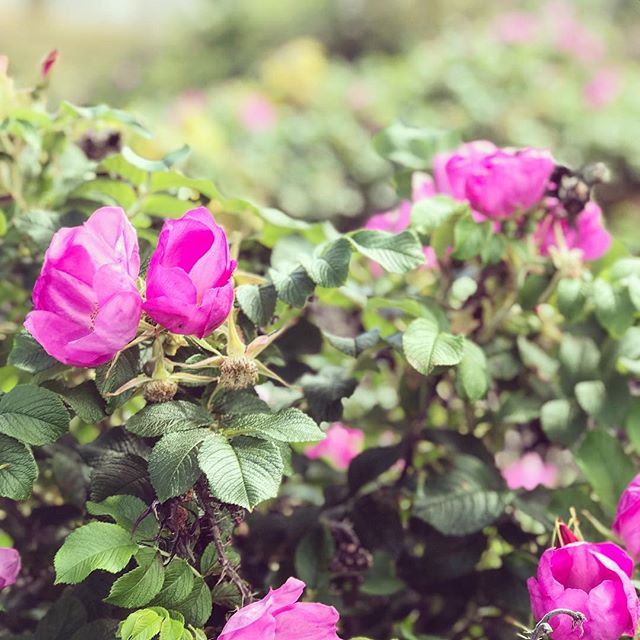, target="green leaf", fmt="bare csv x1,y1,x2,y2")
449,276,478,309
223,408,324,443
517,336,559,381
349,229,424,273
295,525,335,589
348,445,404,494
0,385,69,446
150,559,194,609
593,279,635,338
305,237,352,288
43,380,106,423
127,401,211,437
540,399,583,446
90,452,151,502
410,195,466,234
402,317,465,376
324,329,380,358
300,367,357,423
121,145,190,172
452,215,492,260
0,434,38,500
559,335,600,385
54,522,137,584
575,430,636,514
170,575,212,627
119,608,164,640
71,179,137,210
617,327,640,376
87,495,159,541
413,455,511,536
575,380,606,417
95,347,140,412
236,284,277,326
557,278,588,320
149,429,209,502
198,434,284,510
106,554,165,608
457,341,489,400
140,194,194,219
372,123,459,170
34,594,87,640
101,153,147,187
149,171,221,200
8,330,59,374
269,265,315,307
